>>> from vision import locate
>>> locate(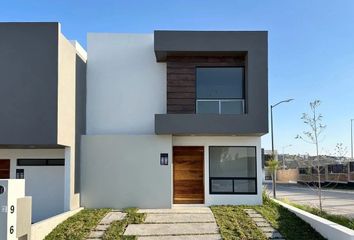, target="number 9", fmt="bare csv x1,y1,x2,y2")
10,205,15,214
